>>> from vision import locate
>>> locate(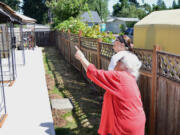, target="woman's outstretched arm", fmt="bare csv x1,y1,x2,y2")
74,46,125,97
74,46,90,72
